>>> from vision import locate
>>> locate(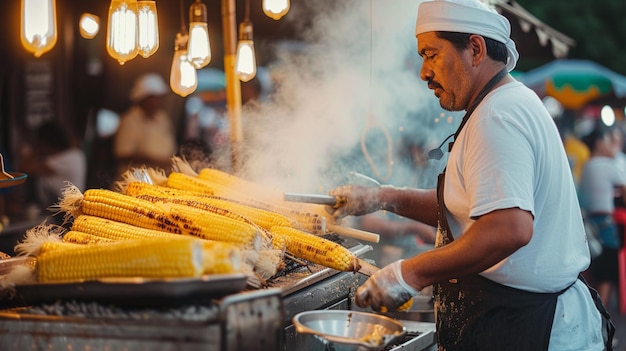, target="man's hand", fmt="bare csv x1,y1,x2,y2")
326,185,382,219
355,260,420,312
